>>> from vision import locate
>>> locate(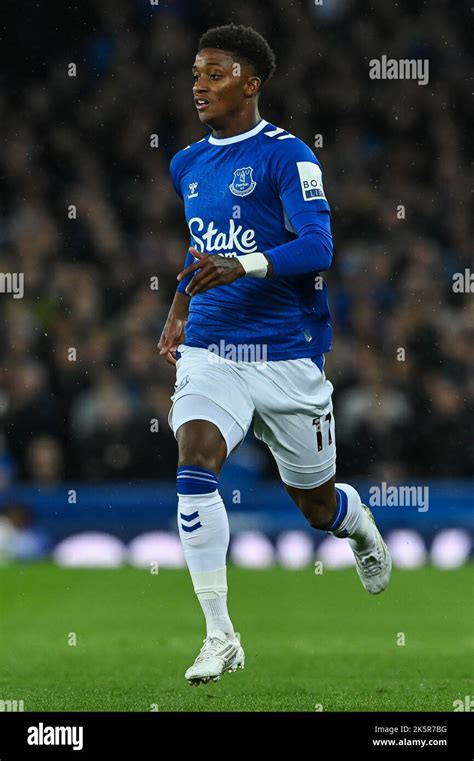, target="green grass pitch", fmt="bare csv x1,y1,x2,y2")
1,563,472,711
